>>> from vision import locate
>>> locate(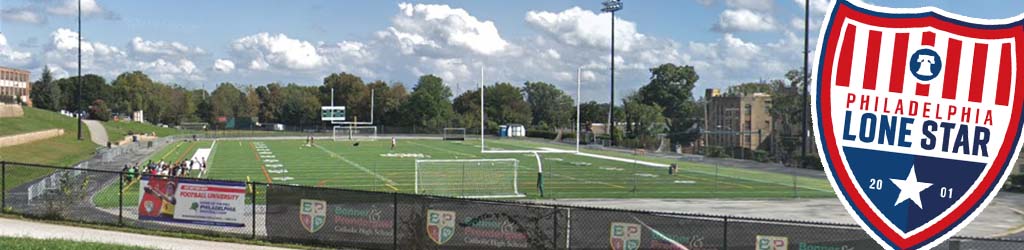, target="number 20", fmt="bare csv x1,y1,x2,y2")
869,178,883,190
